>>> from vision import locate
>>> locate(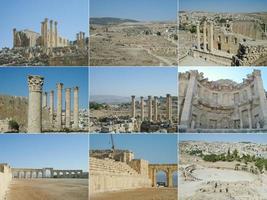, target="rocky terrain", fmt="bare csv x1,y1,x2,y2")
90,17,177,66
0,46,88,66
